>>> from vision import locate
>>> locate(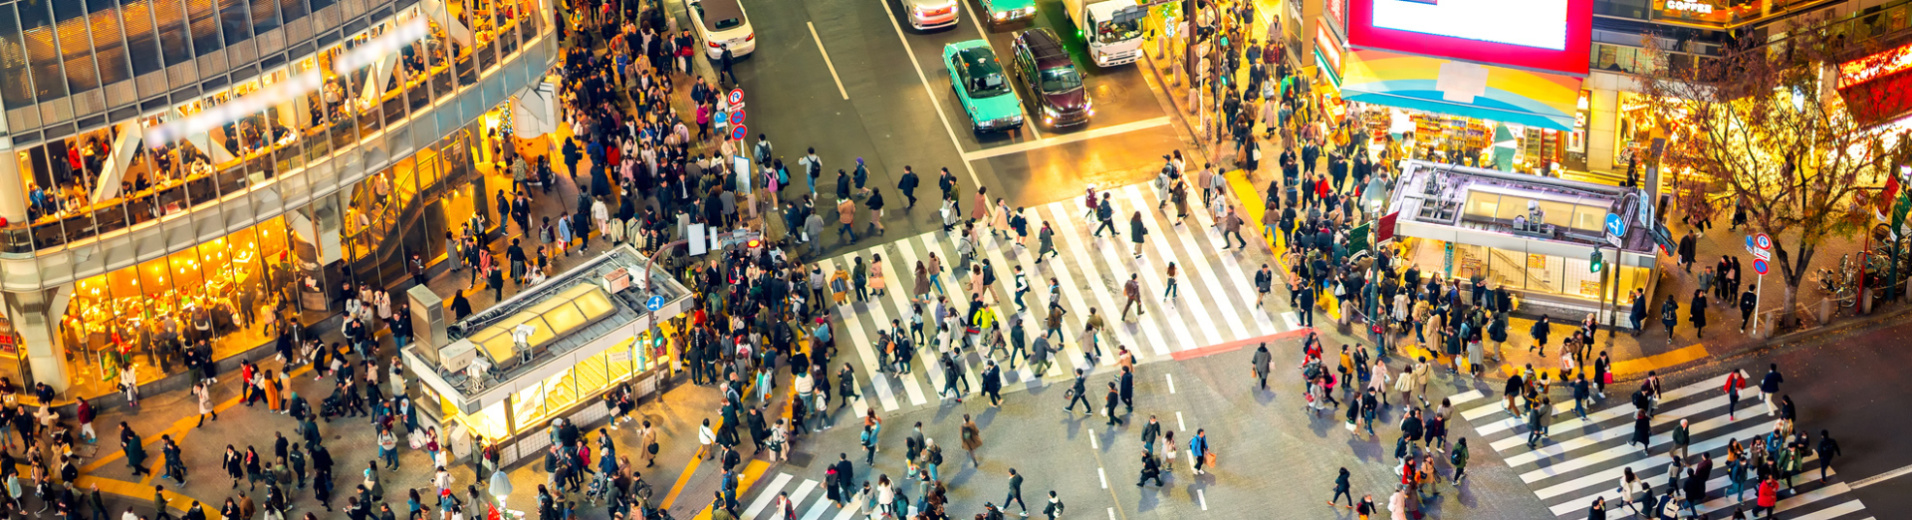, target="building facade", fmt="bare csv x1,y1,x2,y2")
0,0,560,395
